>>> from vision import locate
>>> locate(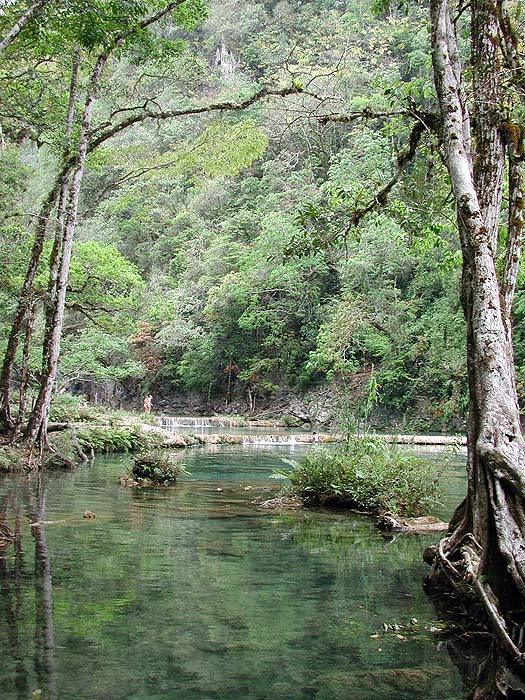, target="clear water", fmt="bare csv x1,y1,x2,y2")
0,444,466,700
